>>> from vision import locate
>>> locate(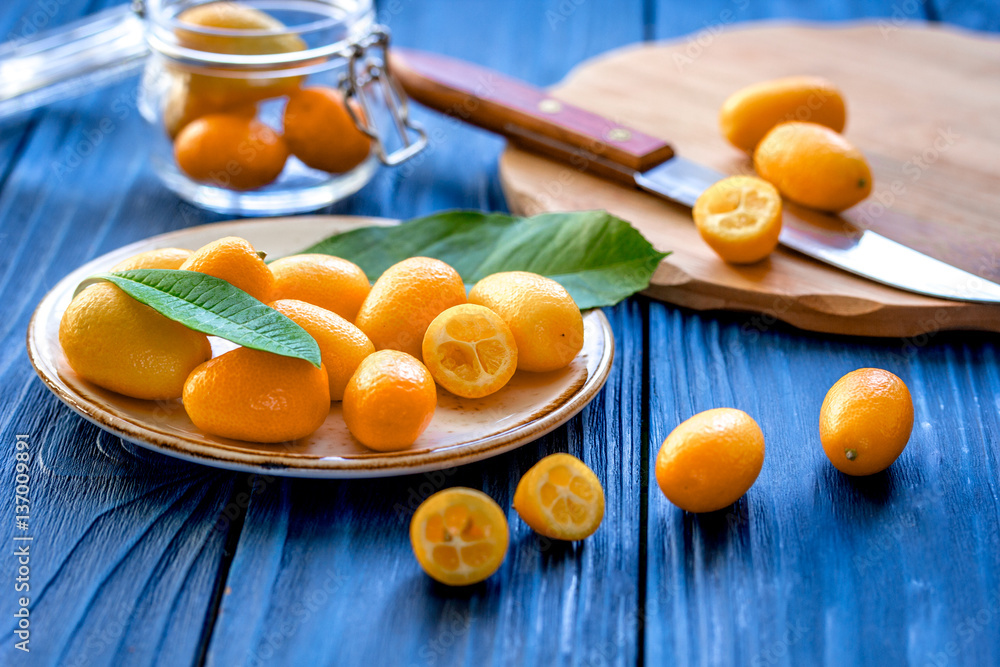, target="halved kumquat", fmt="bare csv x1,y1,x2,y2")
692,175,783,264
513,453,604,541
422,304,517,399
691,176,781,264
410,487,509,586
